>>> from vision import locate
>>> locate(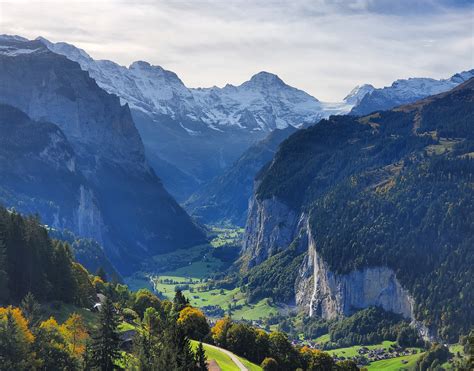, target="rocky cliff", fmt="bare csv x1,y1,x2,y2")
0,103,103,242
0,36,206,272
243,194,414,320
